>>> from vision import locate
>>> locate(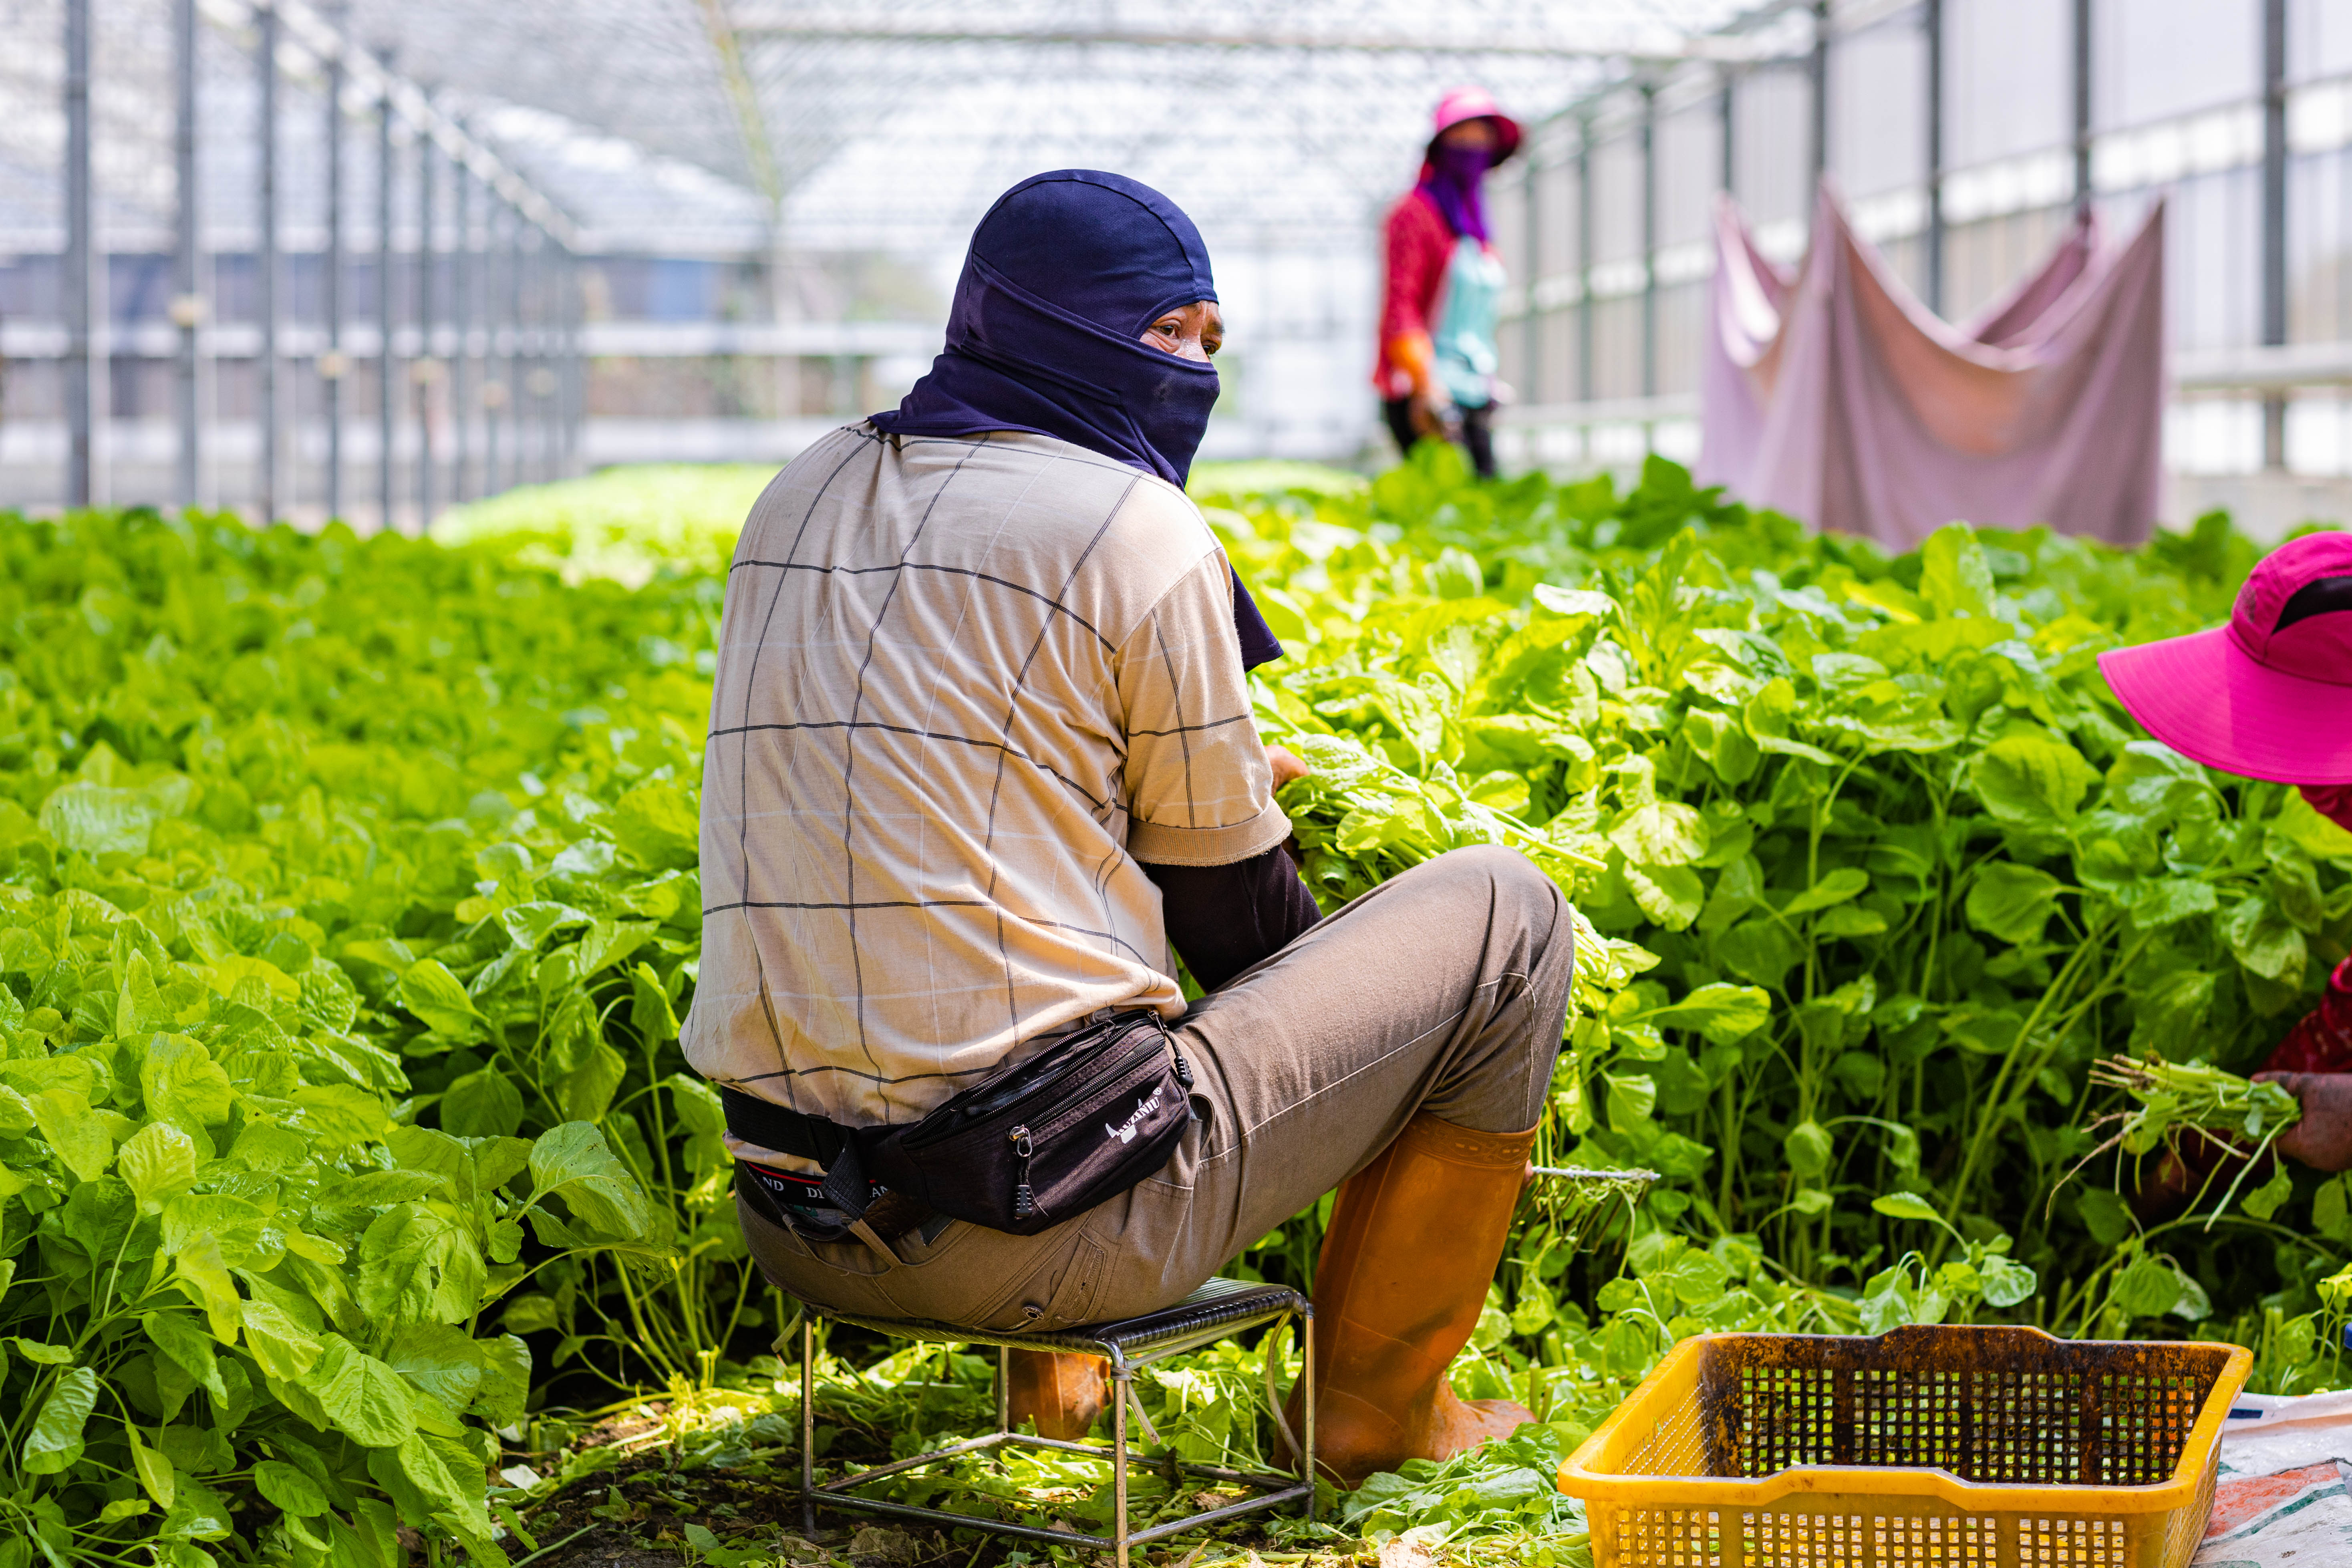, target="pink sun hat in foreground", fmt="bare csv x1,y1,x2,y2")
2099,530,2352,784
